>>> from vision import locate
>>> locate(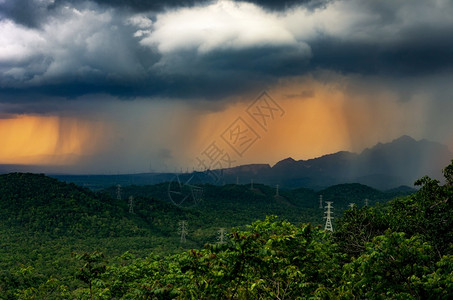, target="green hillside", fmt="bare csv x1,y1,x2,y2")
317,183,386,208
1,168,445,299
0,173,325,296
0,173,146,238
